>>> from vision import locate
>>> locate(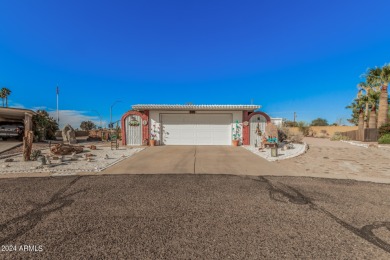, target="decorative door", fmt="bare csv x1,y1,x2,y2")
125,115,142,145
250,115,266,147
